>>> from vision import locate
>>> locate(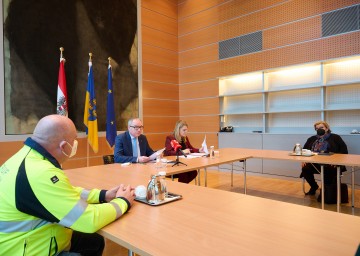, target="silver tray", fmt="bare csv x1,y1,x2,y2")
135,192,182,206
288,152,315,157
